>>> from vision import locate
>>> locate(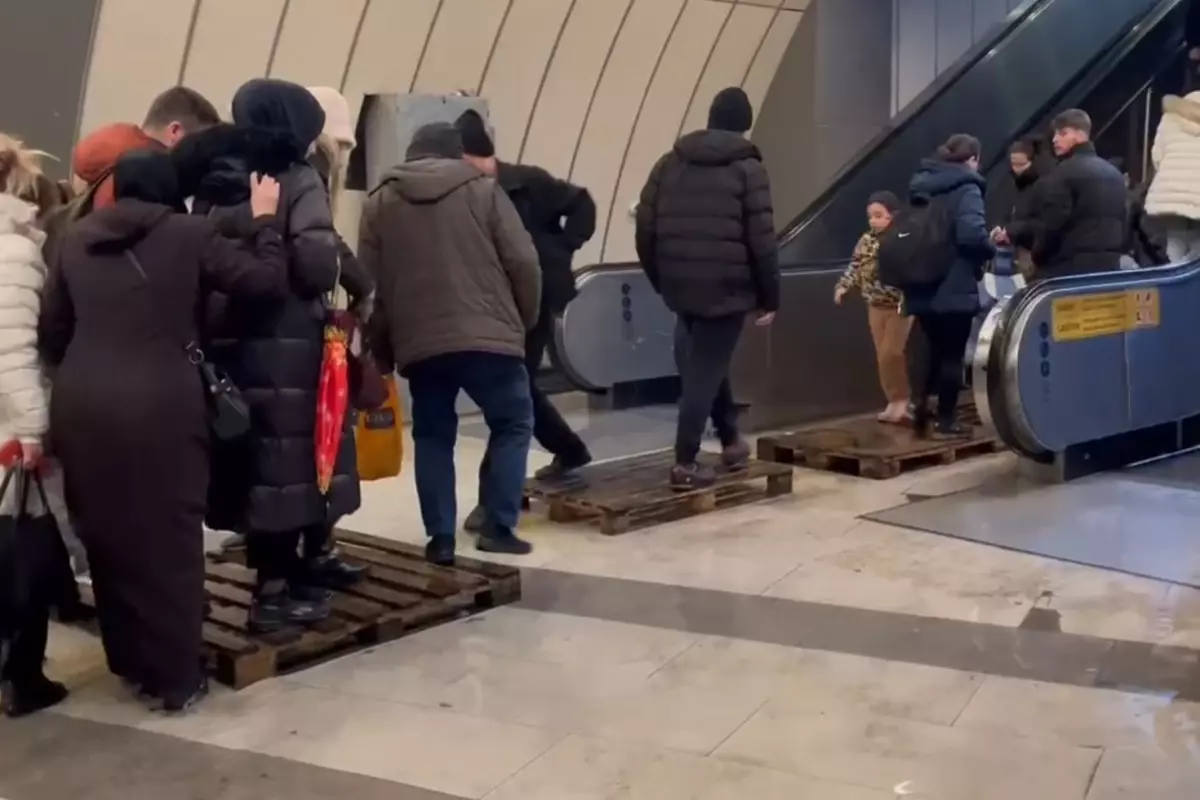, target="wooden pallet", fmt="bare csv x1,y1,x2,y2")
525,450,793,535
79,530,520,689
756,406,1002,480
